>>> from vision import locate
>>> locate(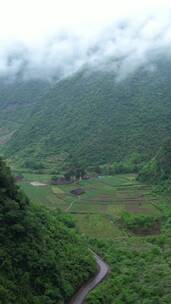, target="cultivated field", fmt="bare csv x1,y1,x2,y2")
19,174,168,239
